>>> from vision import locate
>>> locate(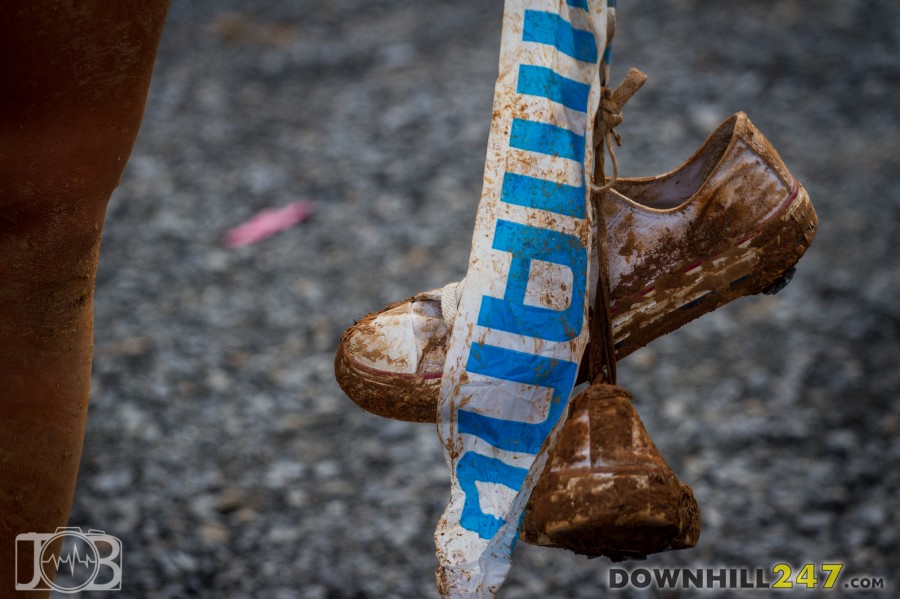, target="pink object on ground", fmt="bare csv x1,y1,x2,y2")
225,200,314,247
